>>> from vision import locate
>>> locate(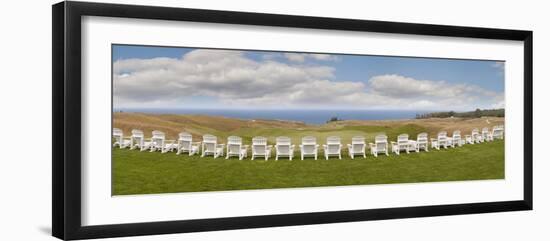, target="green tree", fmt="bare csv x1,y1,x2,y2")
474,108,482,118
